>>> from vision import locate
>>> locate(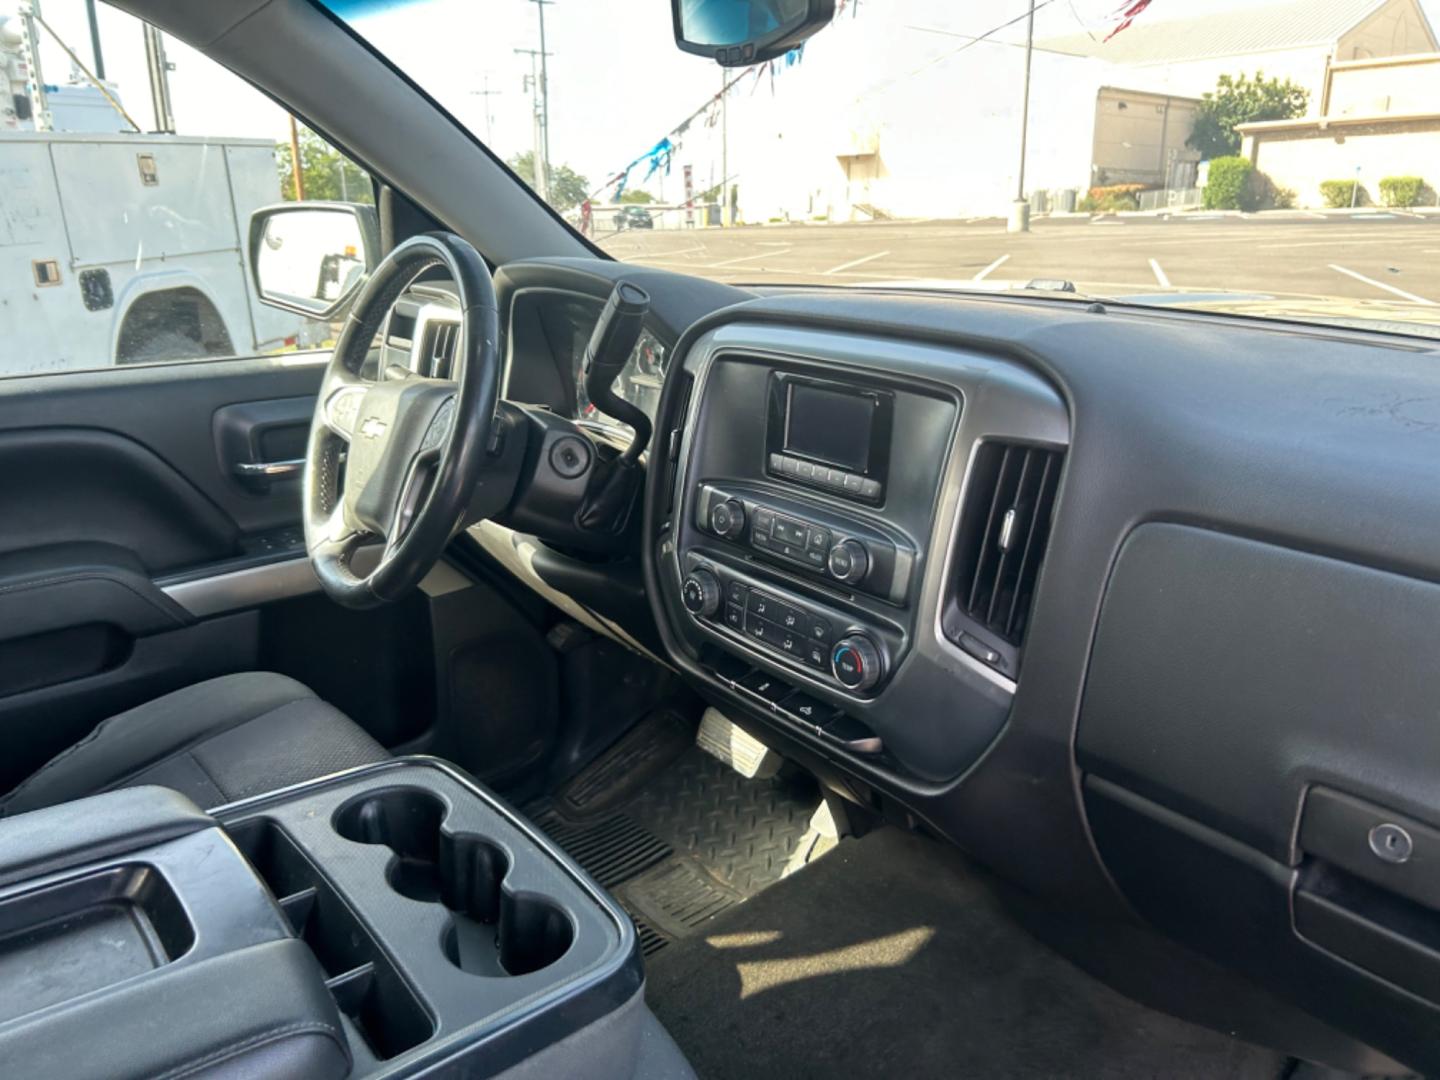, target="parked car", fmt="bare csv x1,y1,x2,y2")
613,204,654,230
